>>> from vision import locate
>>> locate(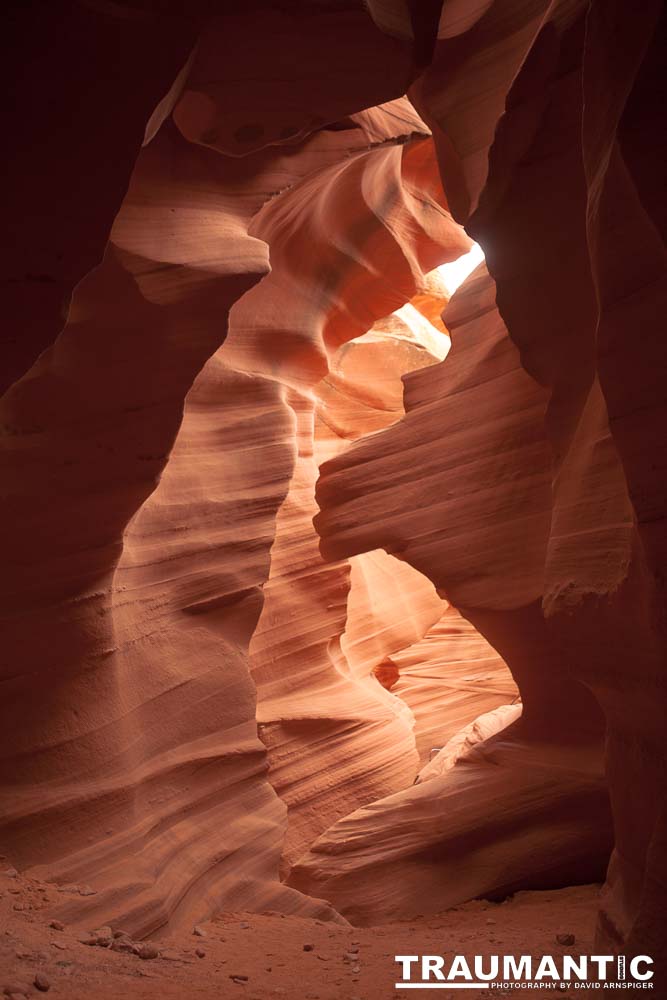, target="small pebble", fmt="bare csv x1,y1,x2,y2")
138,943,159,961
34,974,50,993
193,925,207,938
195,948,206,959
239,921,250,930
303,943,314,952
351,965,361,974
92,926,113,947
3,869,18,879
49,921,65,931
556,933,575,946
230,974,249,982
159,950,182,962
78,885,96,897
